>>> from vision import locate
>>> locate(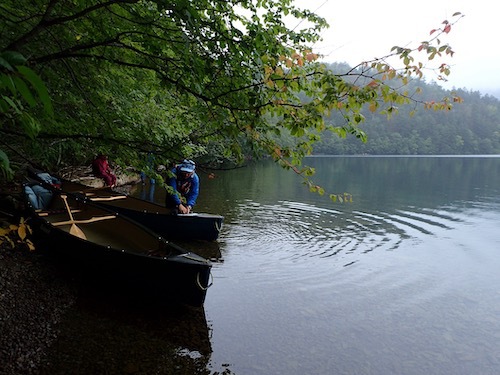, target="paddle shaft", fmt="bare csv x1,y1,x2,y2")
60,194,86,239
60,195,75,221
